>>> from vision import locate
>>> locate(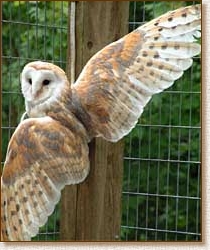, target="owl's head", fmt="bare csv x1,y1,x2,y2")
21,61,68,117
